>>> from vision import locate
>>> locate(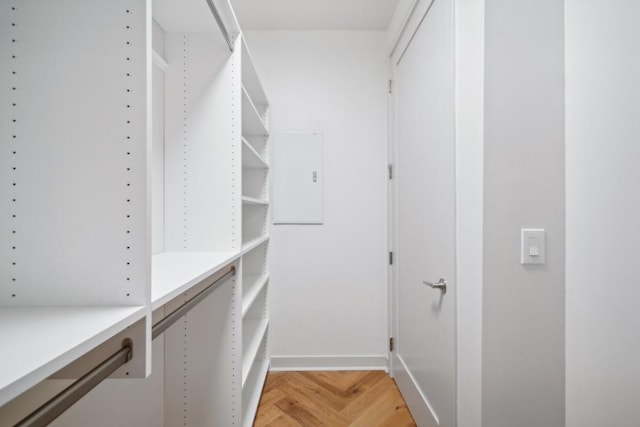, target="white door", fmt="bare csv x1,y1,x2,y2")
391,0,456,425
